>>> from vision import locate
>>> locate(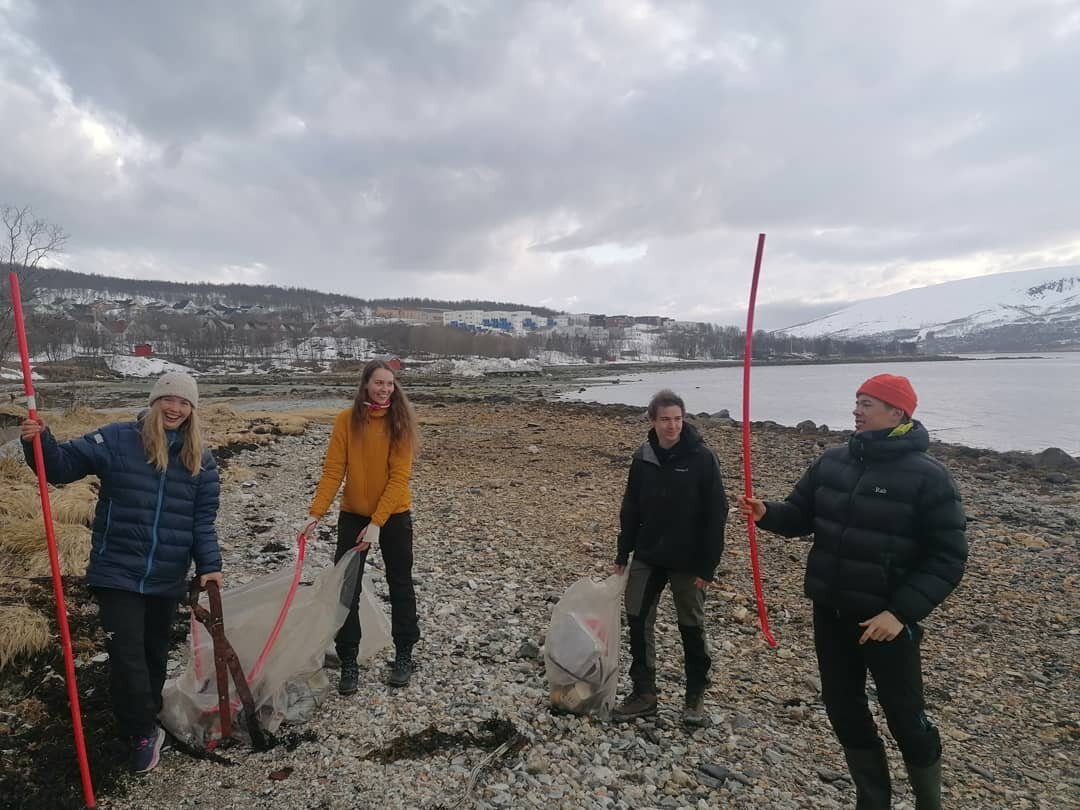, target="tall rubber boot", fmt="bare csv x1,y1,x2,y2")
904,756,941,810
843,743,892,809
